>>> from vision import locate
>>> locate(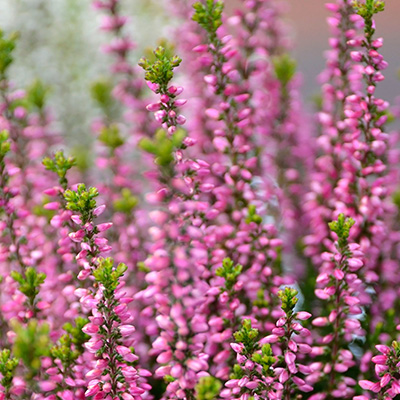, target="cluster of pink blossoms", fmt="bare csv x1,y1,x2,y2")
357,342,400,399
0,0,400,399
226,288,313,399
